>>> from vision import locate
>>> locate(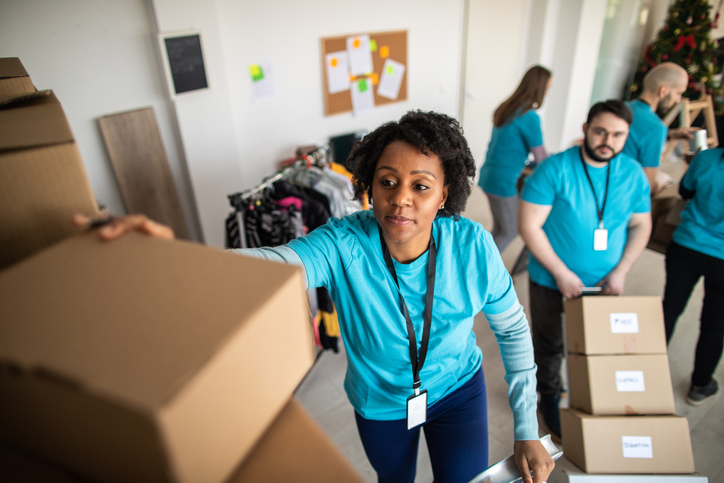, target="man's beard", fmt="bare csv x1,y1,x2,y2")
583,134,618,163
657,94,674,112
